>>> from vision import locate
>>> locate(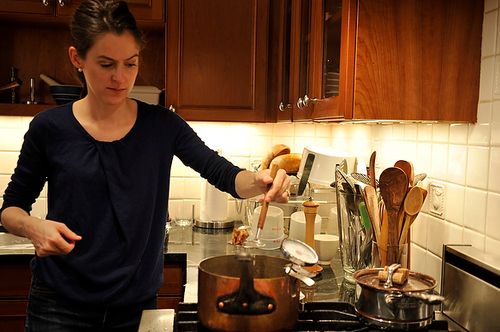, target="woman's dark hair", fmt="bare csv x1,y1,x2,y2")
70,0,145,91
